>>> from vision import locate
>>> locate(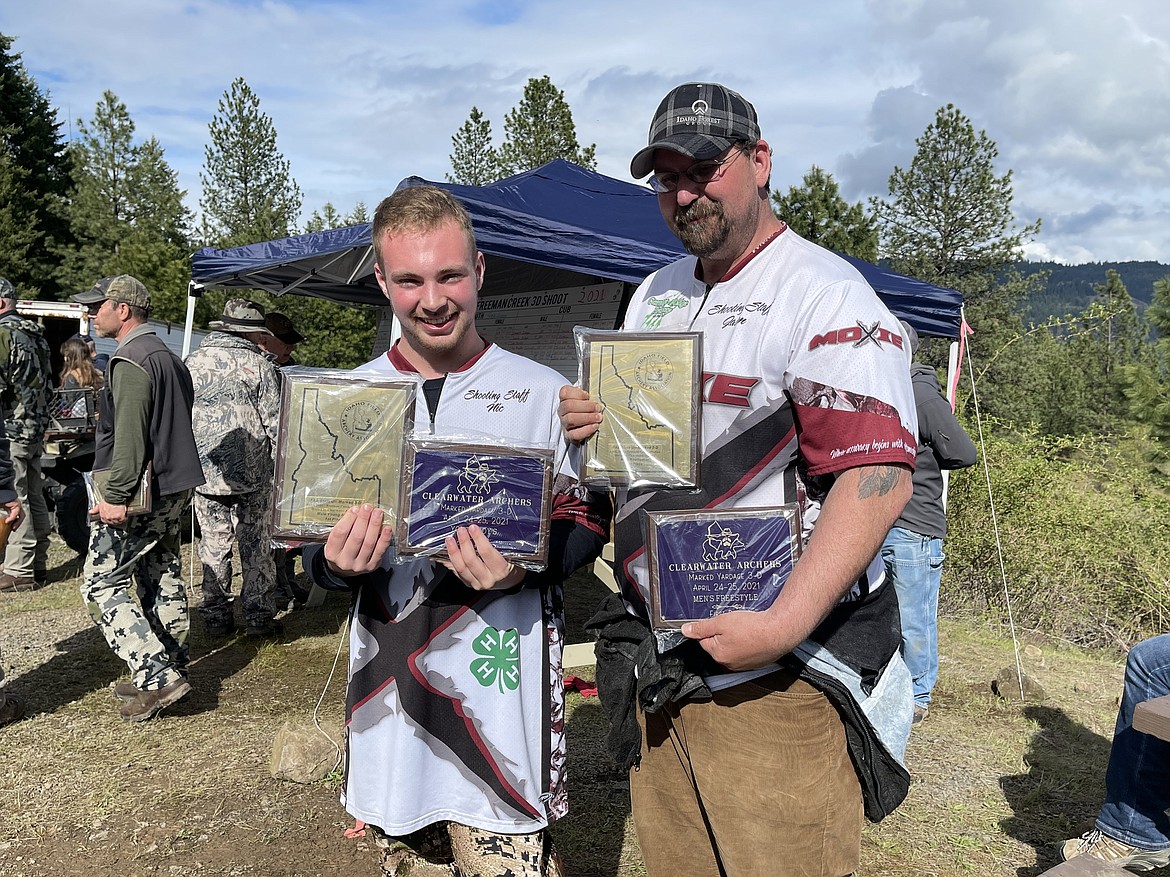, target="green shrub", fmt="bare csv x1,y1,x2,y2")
942,420,1170,650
